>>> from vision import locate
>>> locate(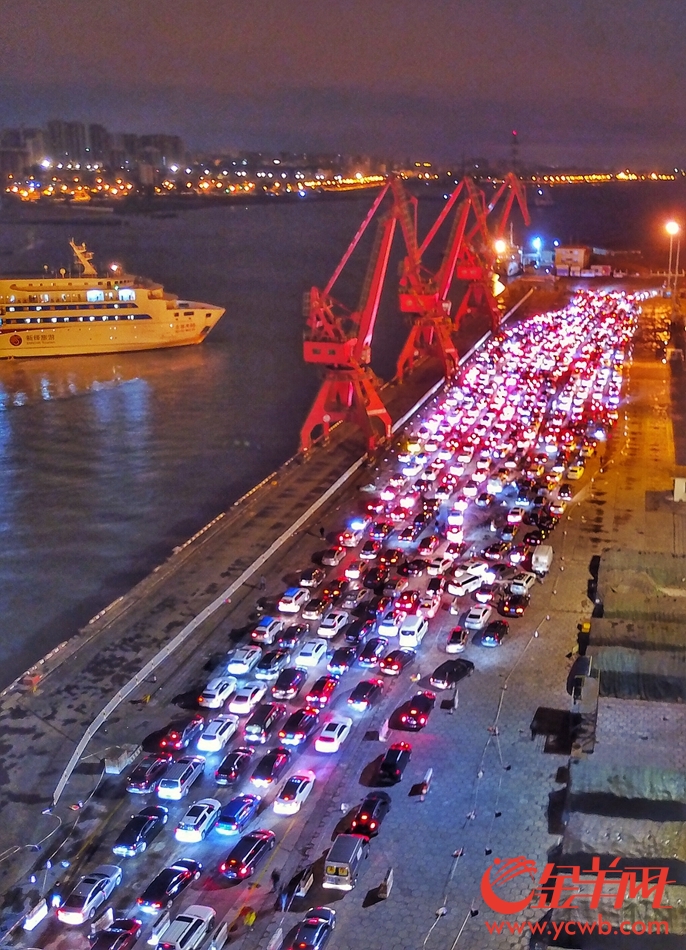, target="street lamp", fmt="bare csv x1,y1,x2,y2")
666,221,679,297
494,239,507,257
